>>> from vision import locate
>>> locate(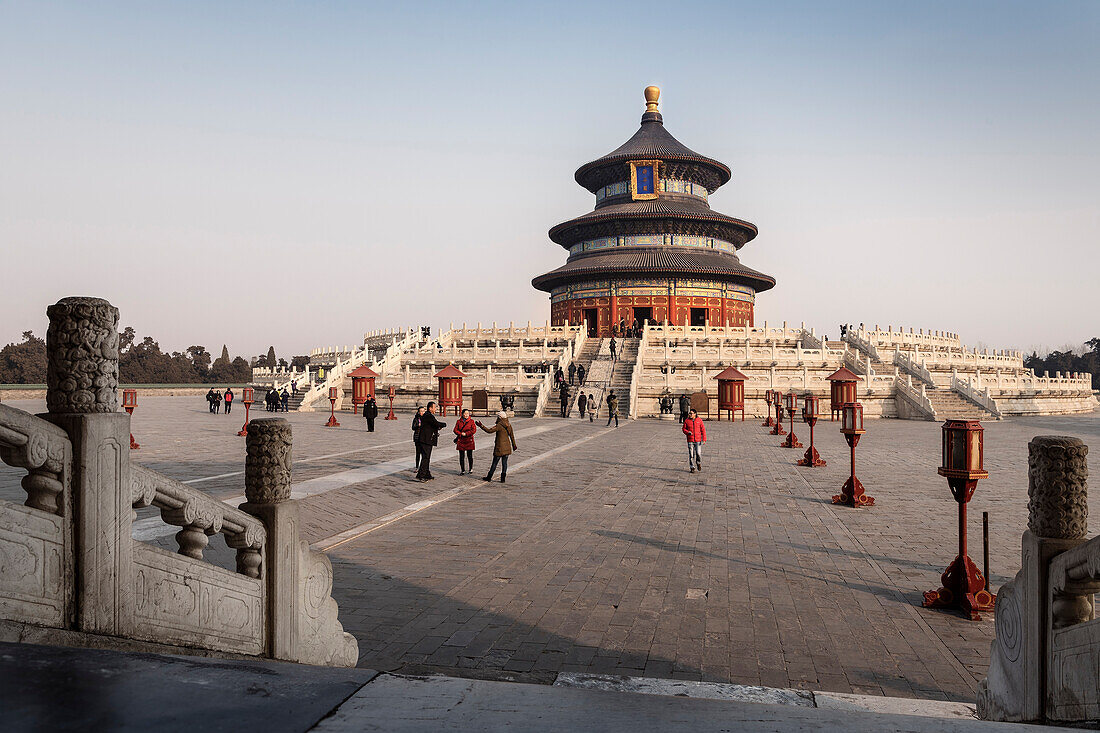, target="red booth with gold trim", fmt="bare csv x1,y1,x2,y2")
434,364,466,416
825,367,860,421
712,366,747,421
349,364,379,408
